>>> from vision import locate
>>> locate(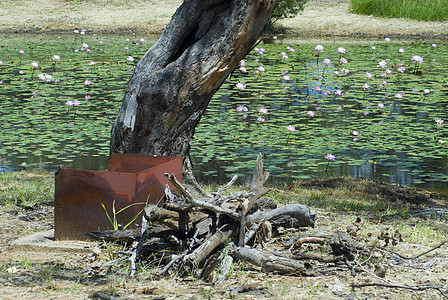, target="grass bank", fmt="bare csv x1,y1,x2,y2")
350,0,448,22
